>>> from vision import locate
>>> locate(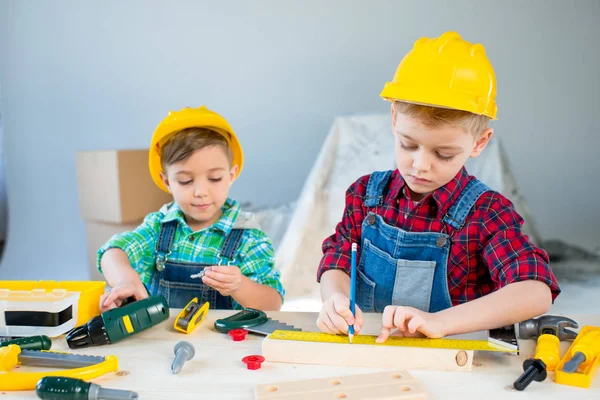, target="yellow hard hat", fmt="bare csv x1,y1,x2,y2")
380,31,497,119
149,106,244,193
